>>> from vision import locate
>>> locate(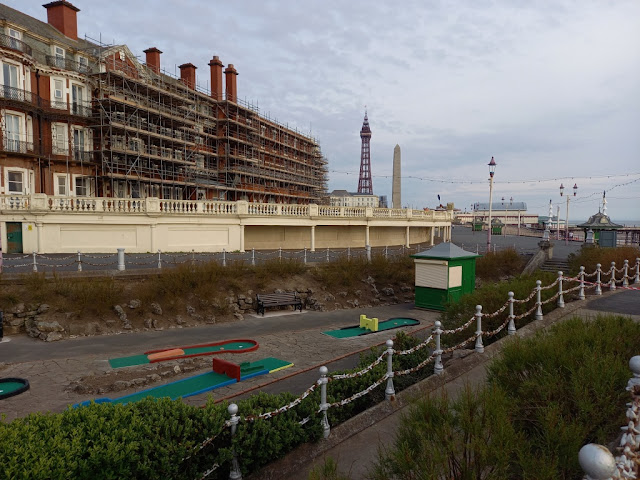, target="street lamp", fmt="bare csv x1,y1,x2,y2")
560,183,577,245
487,157,496,252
